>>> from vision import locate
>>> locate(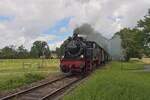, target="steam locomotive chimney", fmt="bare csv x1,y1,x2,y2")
73,28,79,38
